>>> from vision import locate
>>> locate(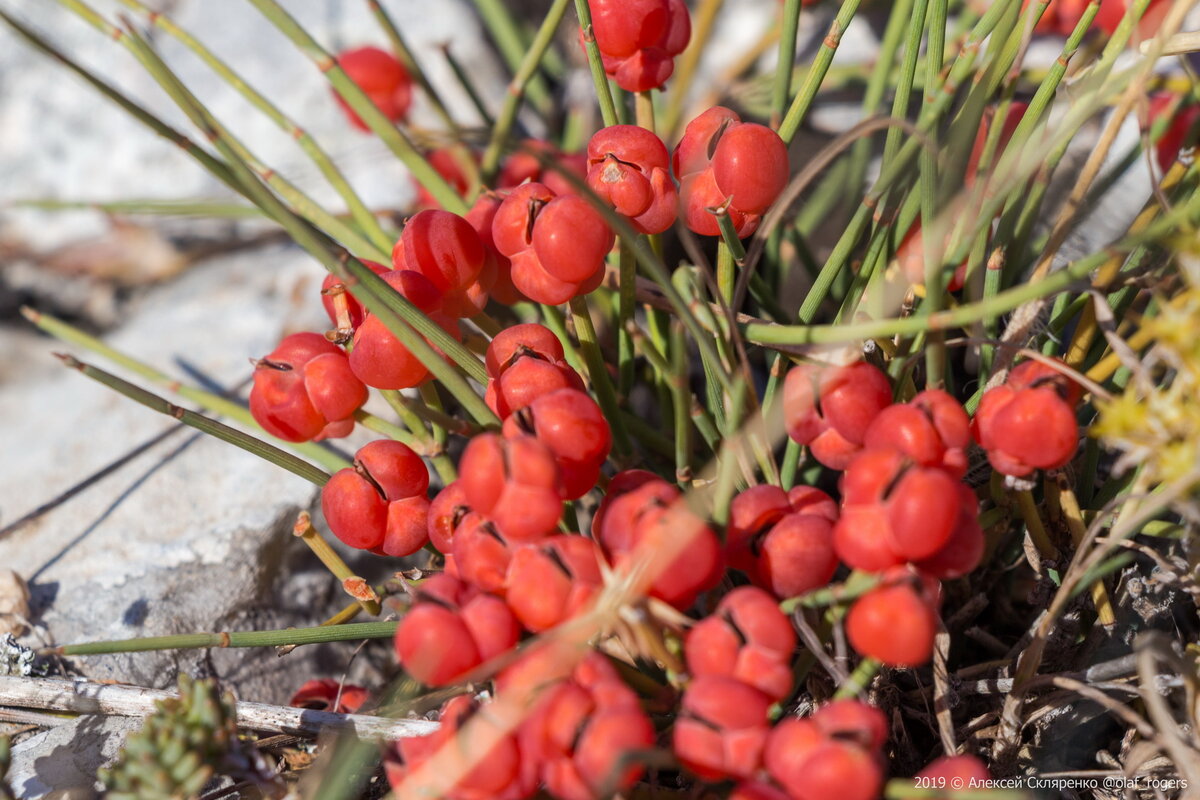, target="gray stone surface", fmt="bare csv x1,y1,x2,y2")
0,0,506,251
8,717,142,799
0,246,341,691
